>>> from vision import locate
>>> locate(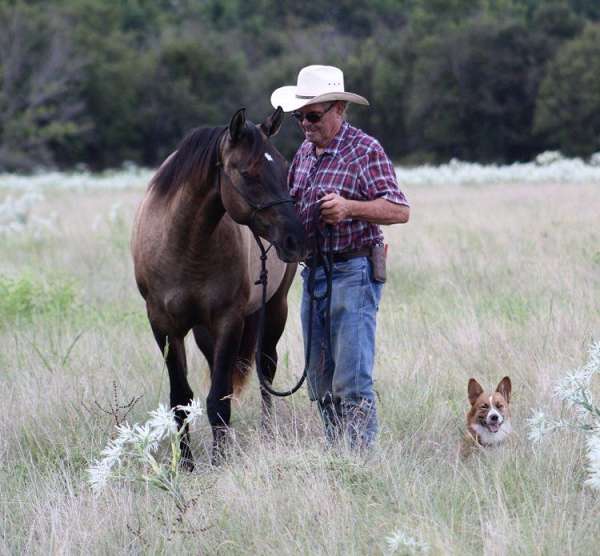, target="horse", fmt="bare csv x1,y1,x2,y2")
131,107,306,466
